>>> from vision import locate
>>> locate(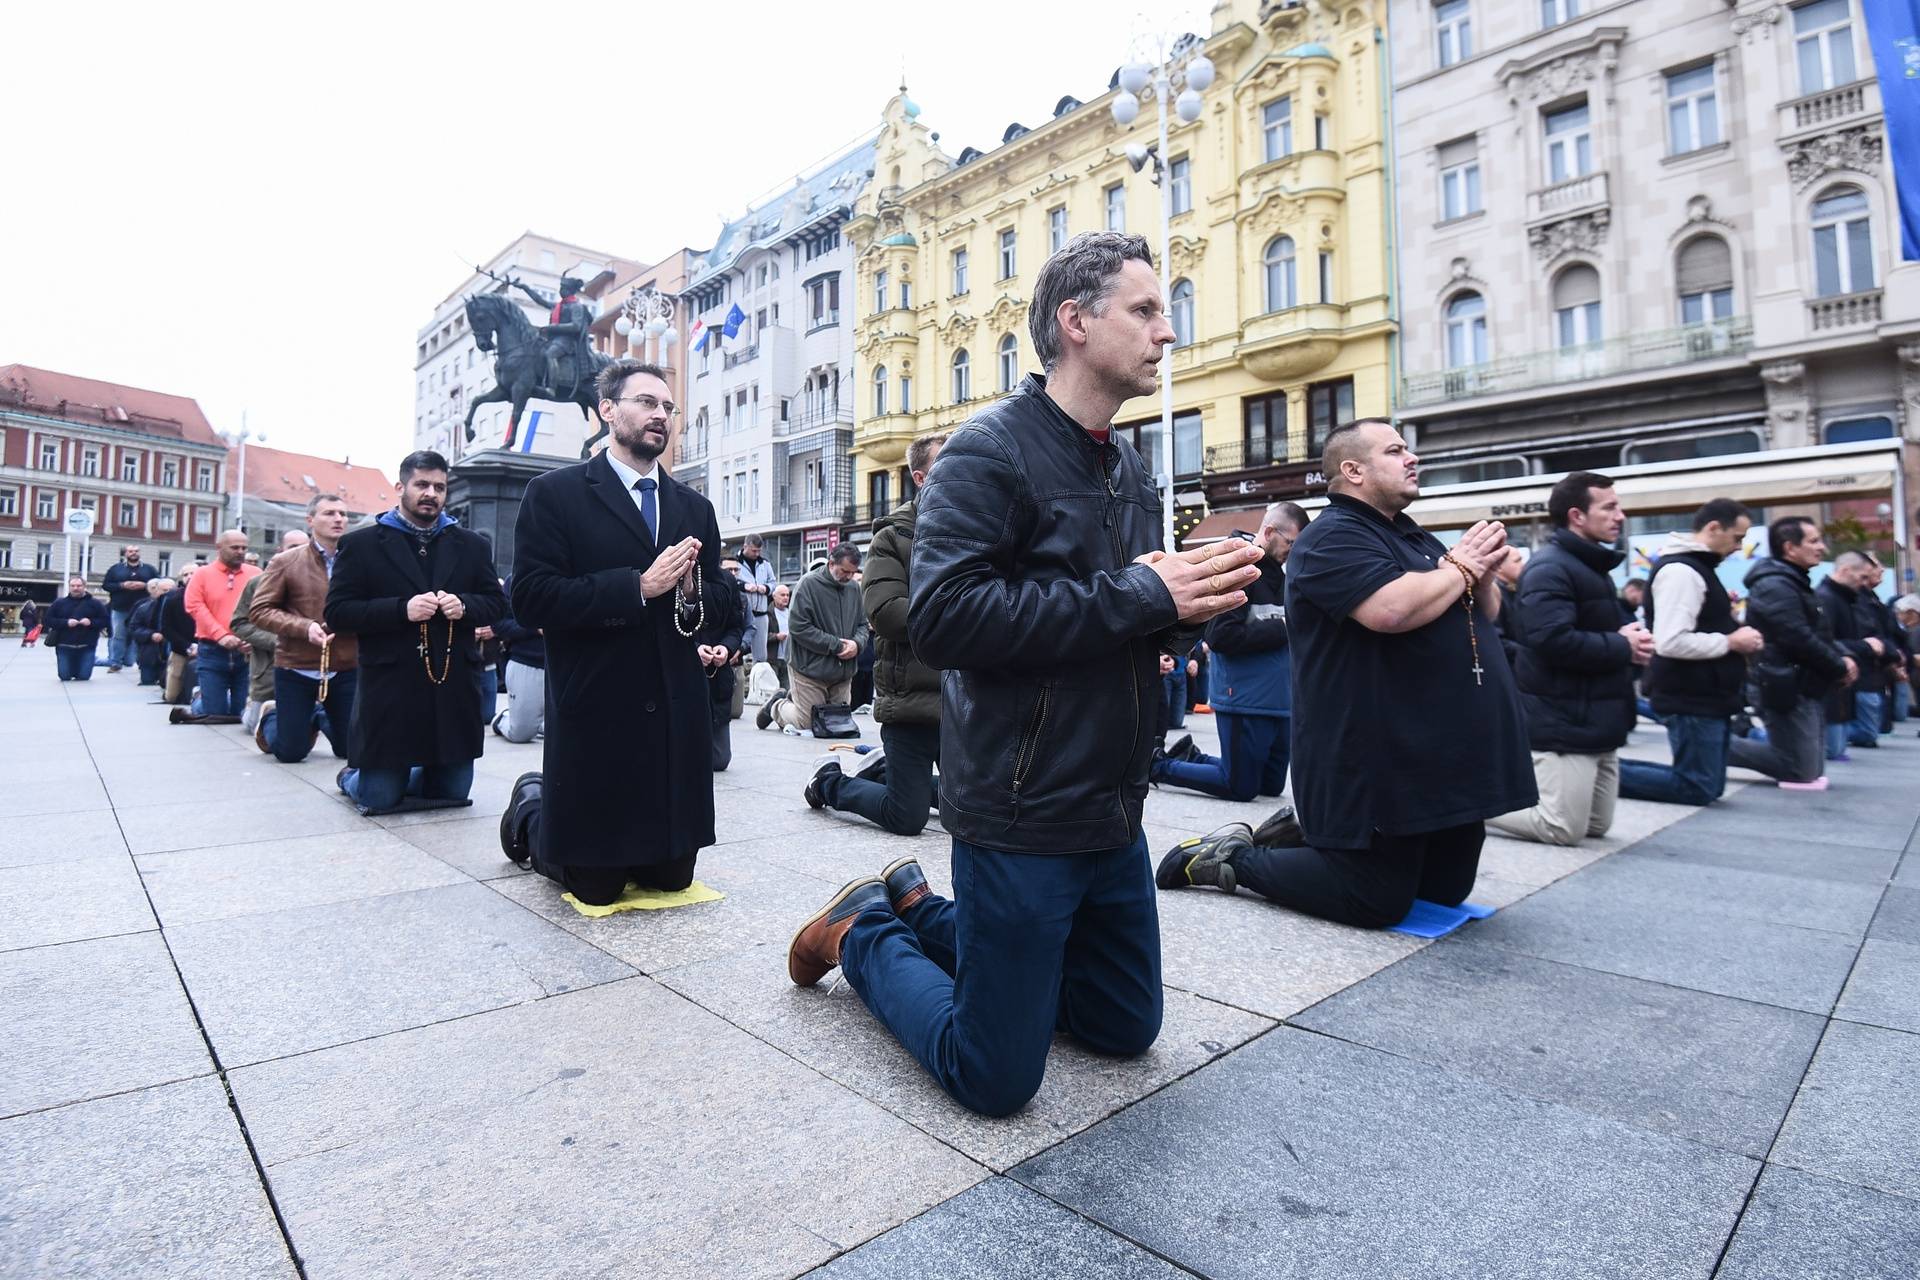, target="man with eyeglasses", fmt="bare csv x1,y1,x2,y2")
501,358,733,906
